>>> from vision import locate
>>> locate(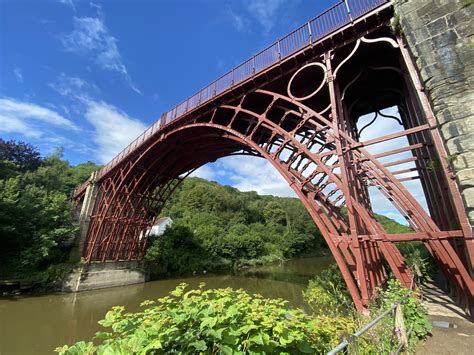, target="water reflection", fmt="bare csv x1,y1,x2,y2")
0,256,332,354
